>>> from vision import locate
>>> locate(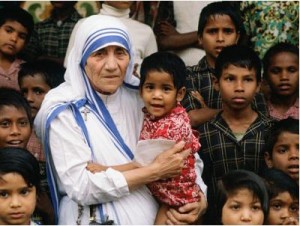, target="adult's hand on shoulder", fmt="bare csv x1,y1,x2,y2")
166,192,207,225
